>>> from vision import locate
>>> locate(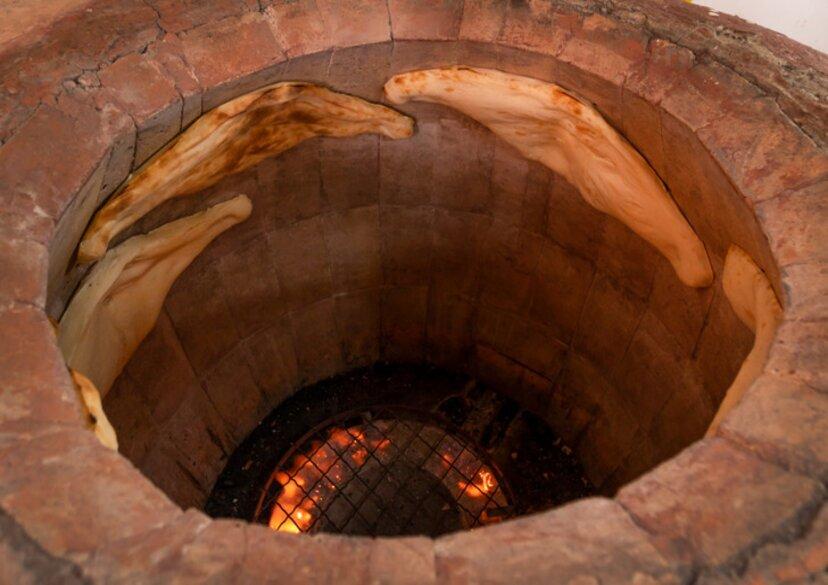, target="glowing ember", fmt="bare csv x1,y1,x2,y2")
257,414,512,536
